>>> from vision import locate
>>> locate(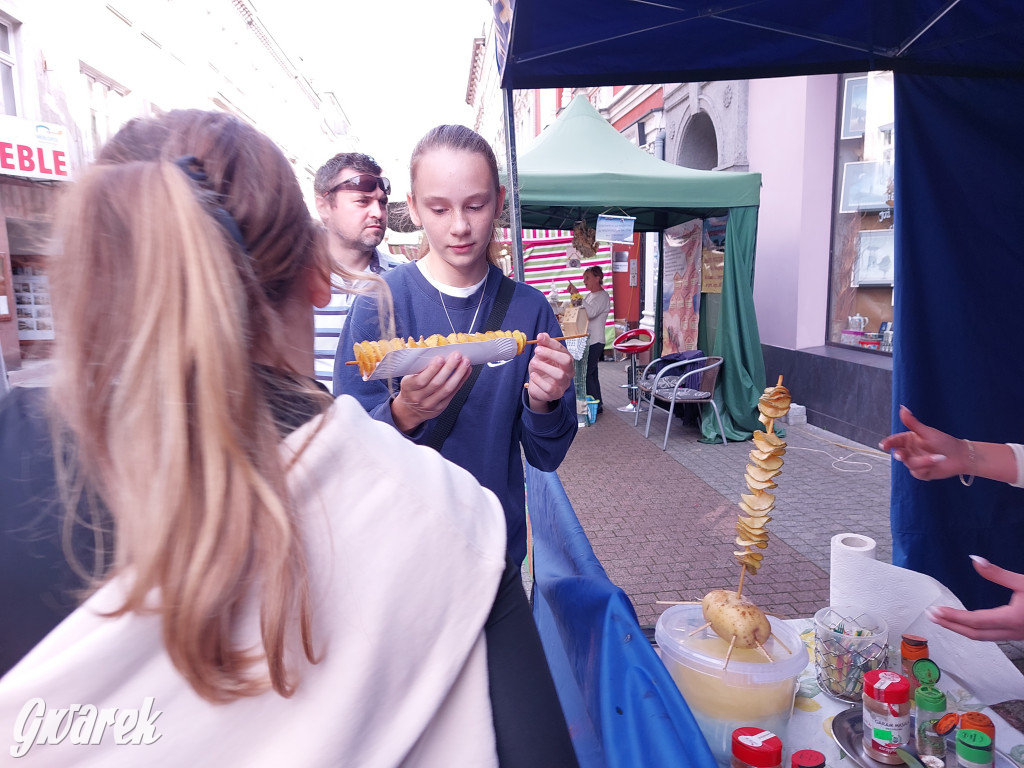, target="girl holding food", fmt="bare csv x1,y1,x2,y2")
334,124,577,566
